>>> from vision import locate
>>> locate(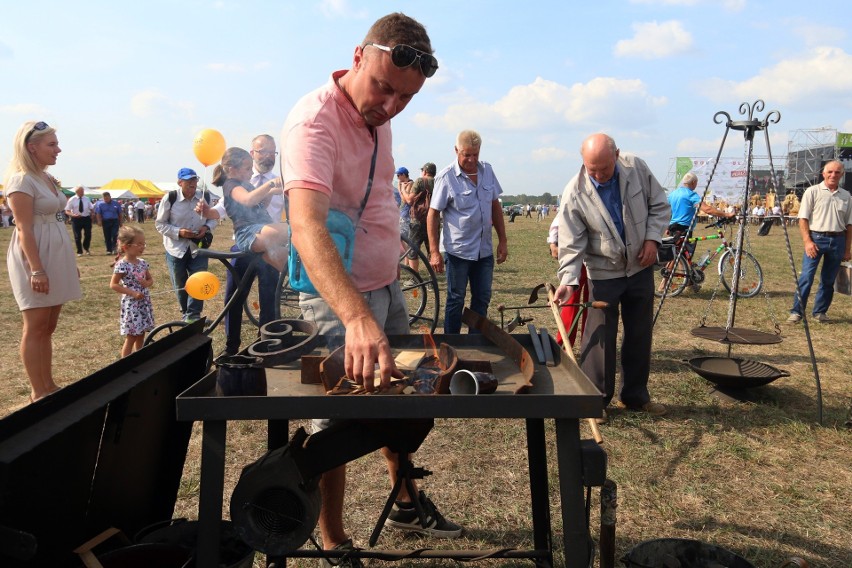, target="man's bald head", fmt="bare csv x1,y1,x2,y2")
581,133,619,184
